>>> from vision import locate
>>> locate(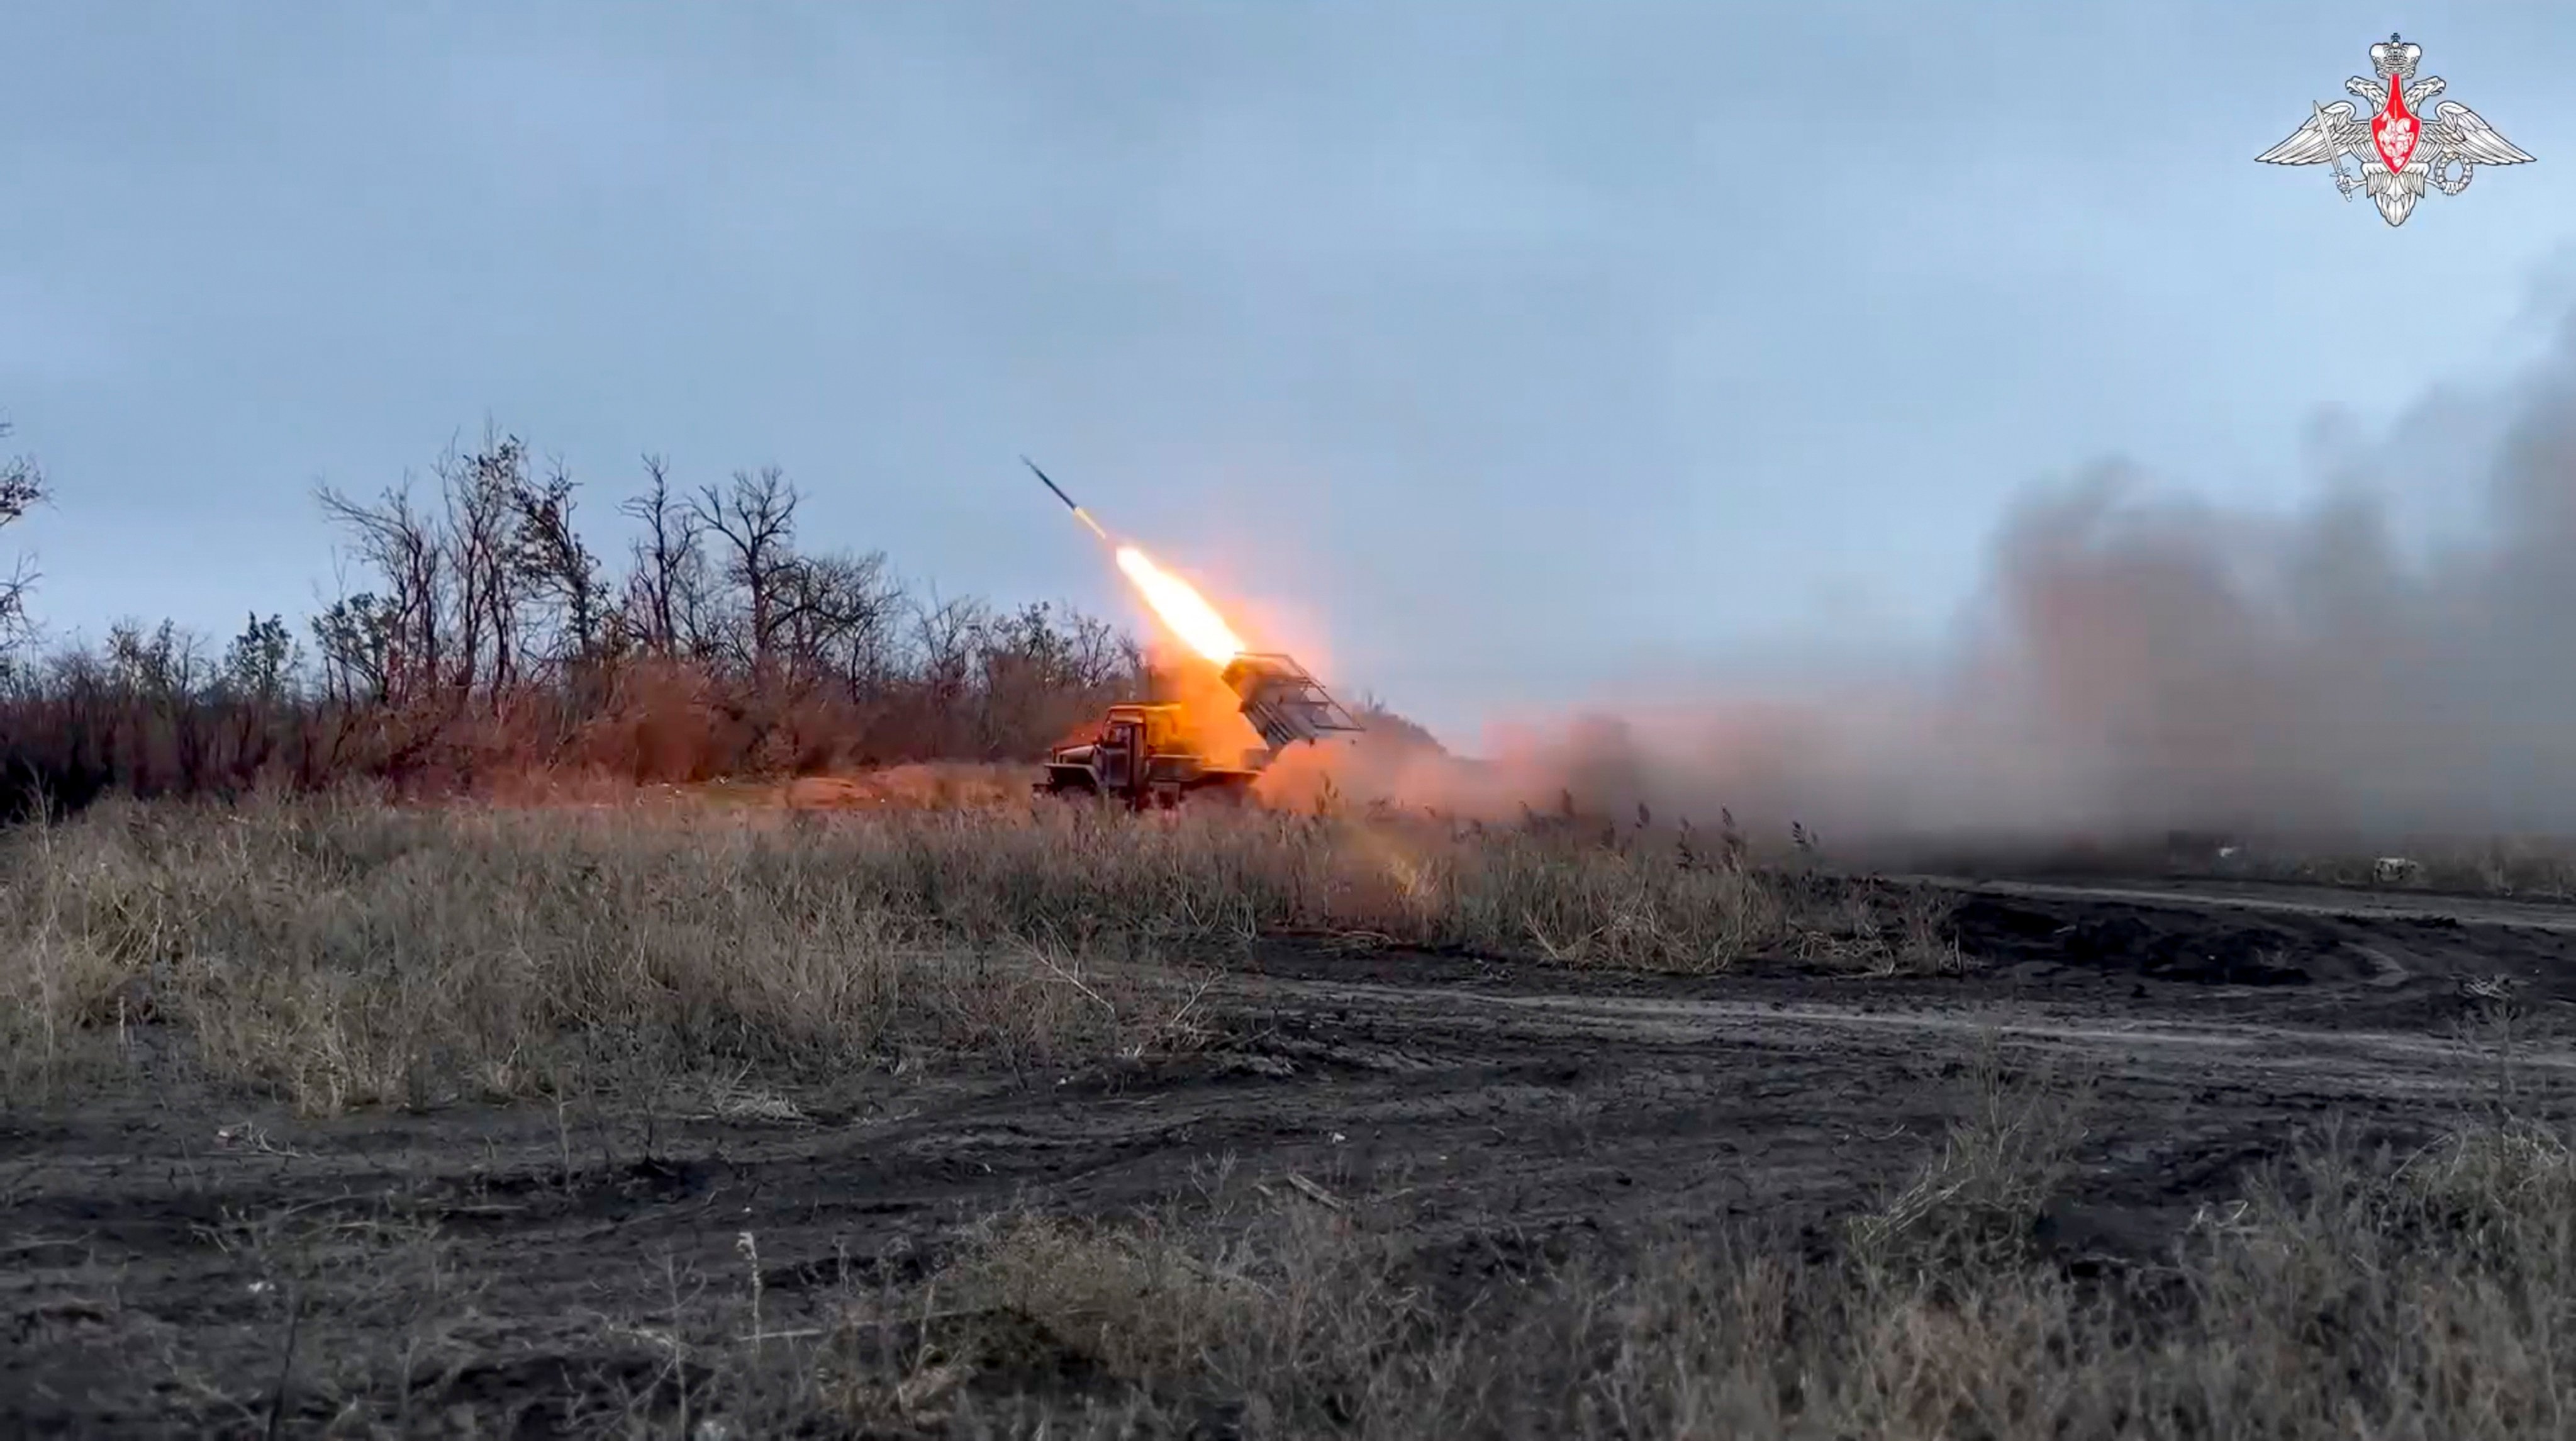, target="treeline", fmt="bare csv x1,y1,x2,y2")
0,428,1149,813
